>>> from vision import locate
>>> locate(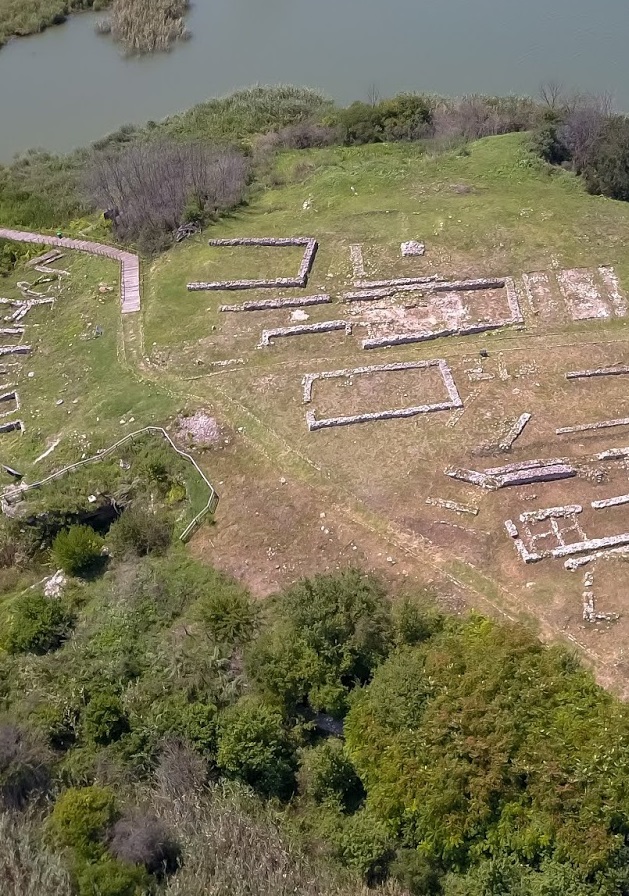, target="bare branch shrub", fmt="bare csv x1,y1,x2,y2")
276,122,339,149
154,739,209,801
559,94,614,172
538,79,565,110
84,139,248,251
109,813,181,875
433,95,540,141
0,724,51,810
0,810,72,896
